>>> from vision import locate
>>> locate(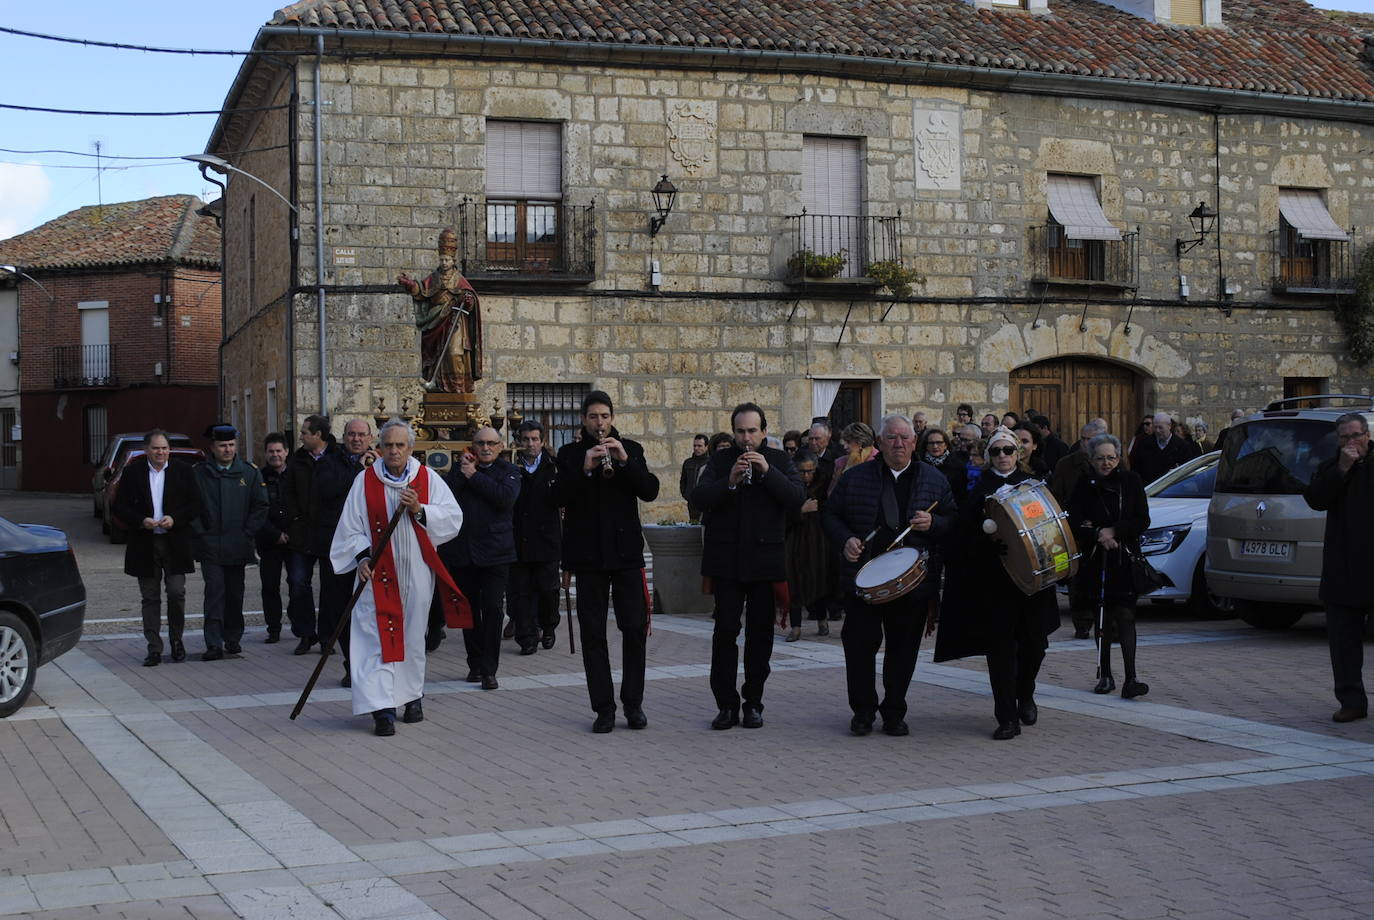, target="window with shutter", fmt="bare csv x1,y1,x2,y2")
801,136,864,272
485,121,563,271
1170,0,1203,25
